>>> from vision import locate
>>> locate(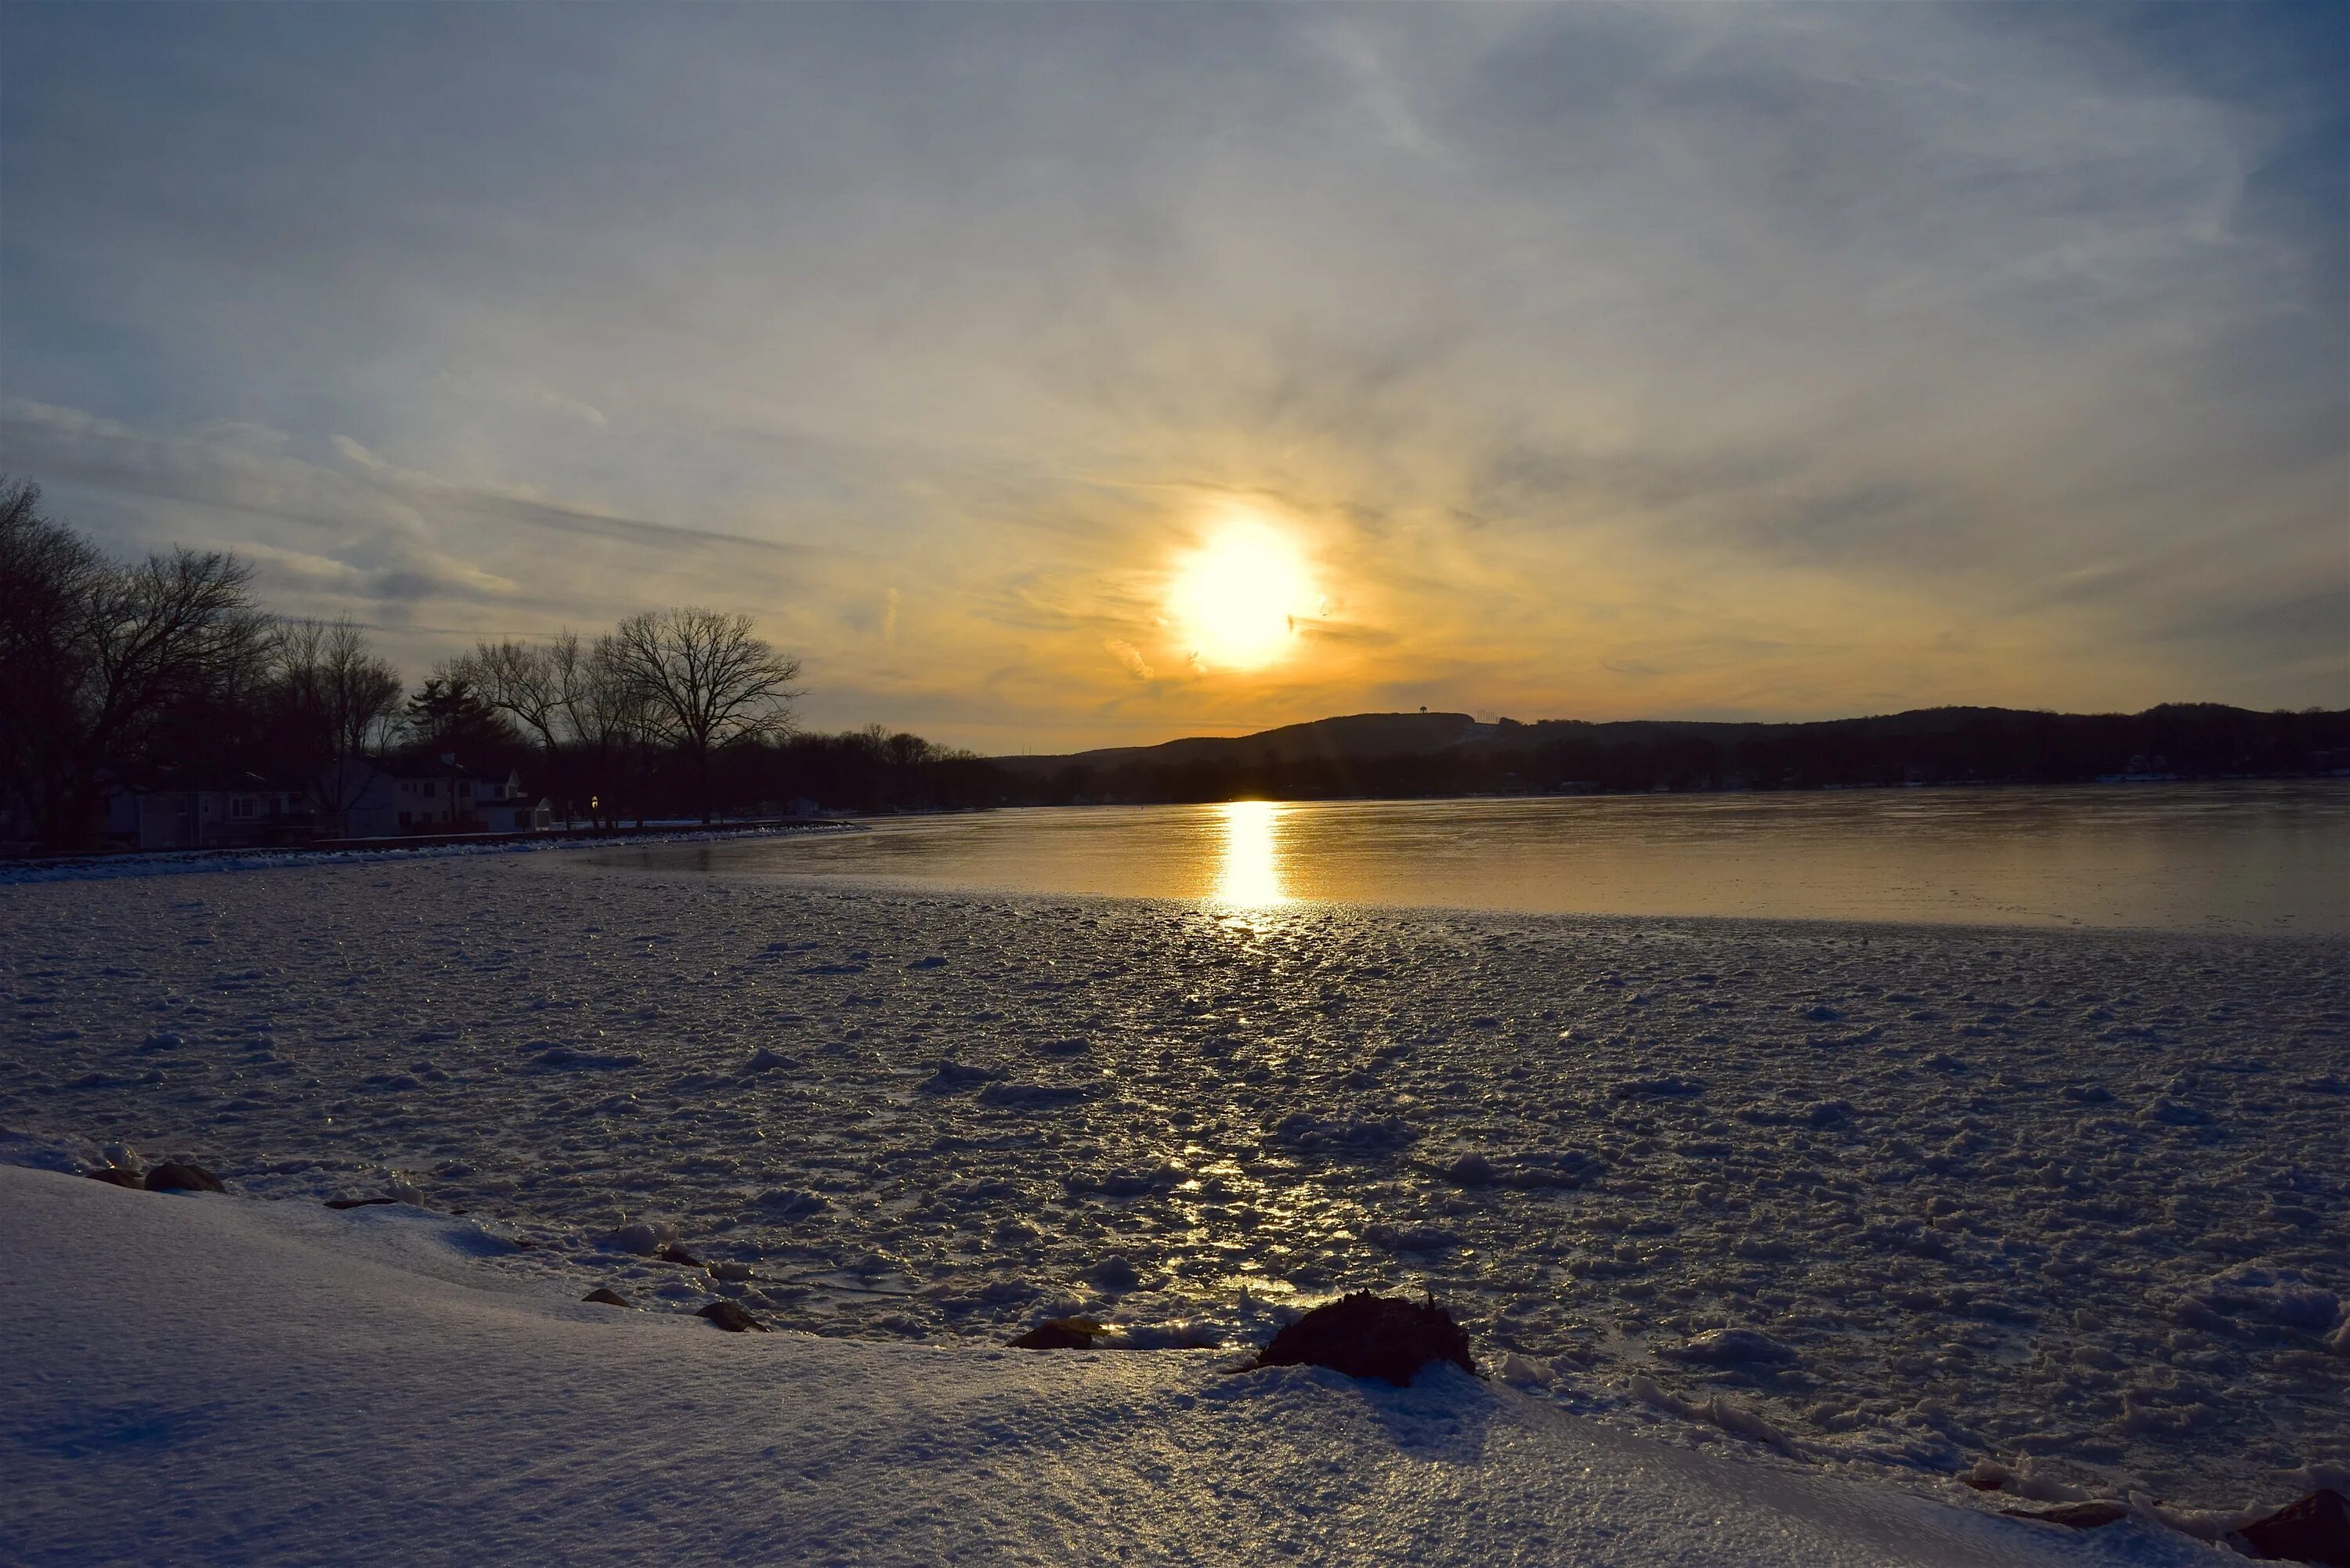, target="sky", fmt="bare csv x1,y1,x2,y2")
2,3,2343,754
